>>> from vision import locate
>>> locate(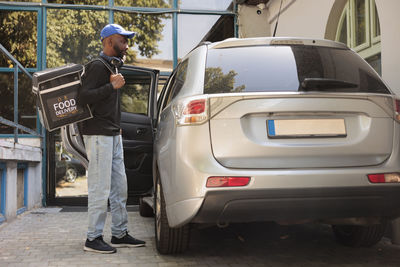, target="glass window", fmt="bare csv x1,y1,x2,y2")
338,15,348,45
120,71,152,115
372,2,380,38
18,74,37,133
0,10,37,68
335,0,381,75
178,14,234,60
170,59,188,99
0,54,9,68
204,45,389,94
0,73,36,134
0,73,14,133
55,133,88,198
115,12,173,72
2,0,41,2
163,72,177,107
158,72,175,111
17,169,24,210
354,0,367,46
115,0,171,8
48,0,107,4
366,53,381,75
179,0,233,11
46,9,108,68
